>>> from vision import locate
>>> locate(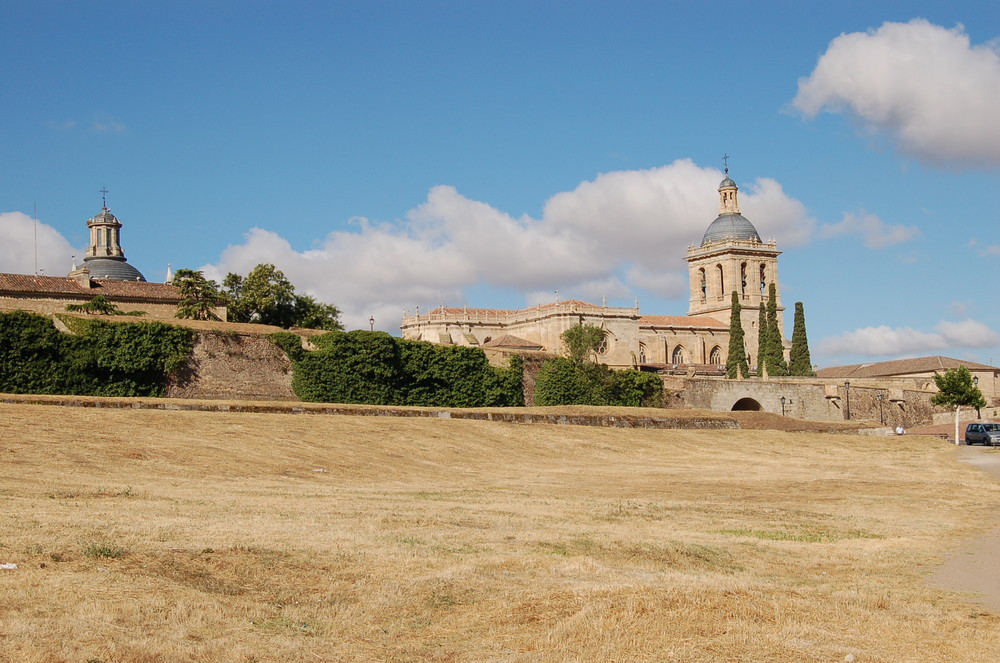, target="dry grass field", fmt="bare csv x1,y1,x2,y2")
1,402,999,662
